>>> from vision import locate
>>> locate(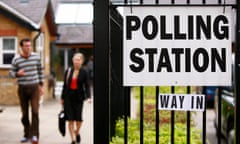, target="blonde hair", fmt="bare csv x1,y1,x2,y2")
73,53,84,59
